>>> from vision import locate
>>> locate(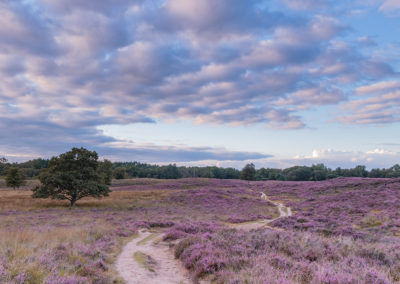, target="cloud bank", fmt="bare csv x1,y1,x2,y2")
0,0,398,163
201,148,400,170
